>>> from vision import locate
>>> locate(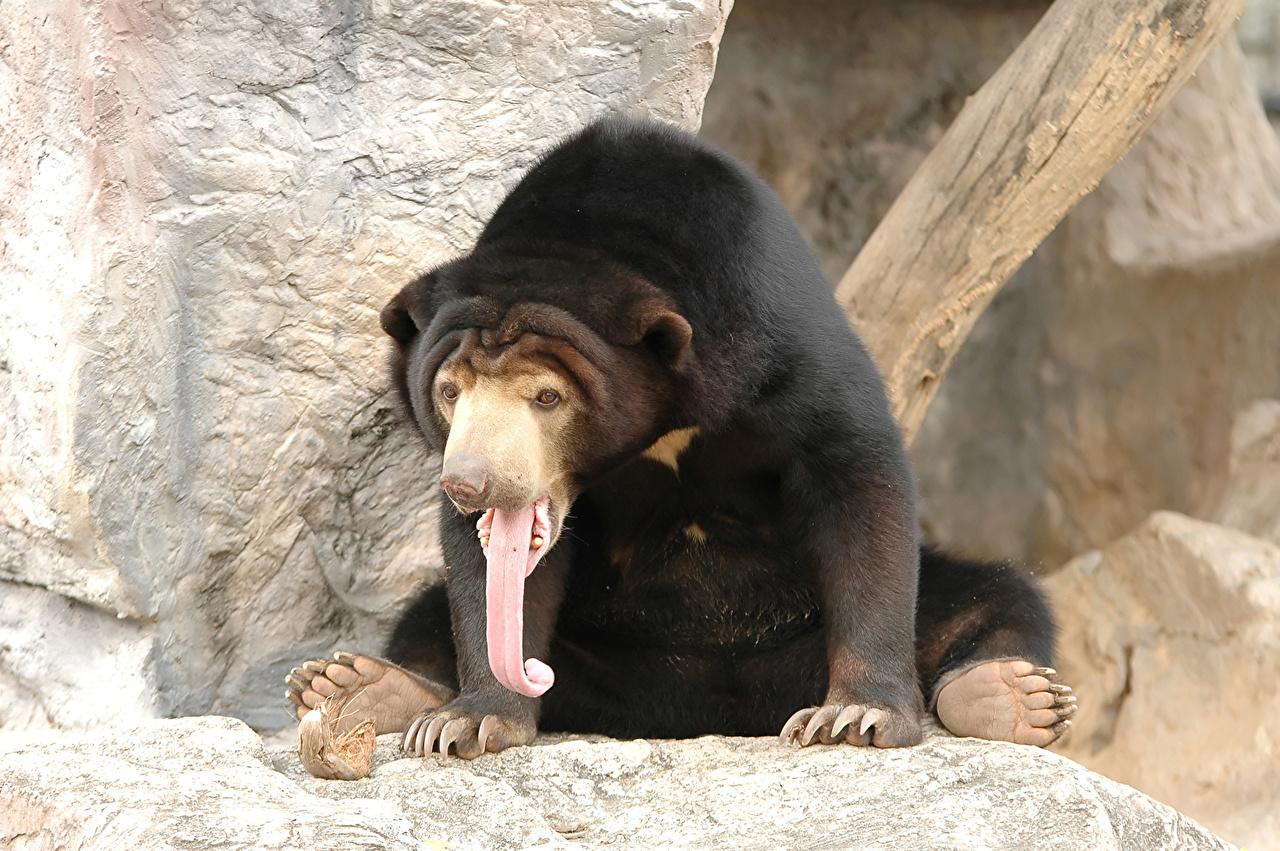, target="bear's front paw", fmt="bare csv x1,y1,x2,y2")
402,701,535,759
779,701,922,748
